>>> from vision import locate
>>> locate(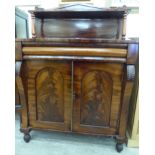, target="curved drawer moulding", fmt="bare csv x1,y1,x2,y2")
22,47,127,57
